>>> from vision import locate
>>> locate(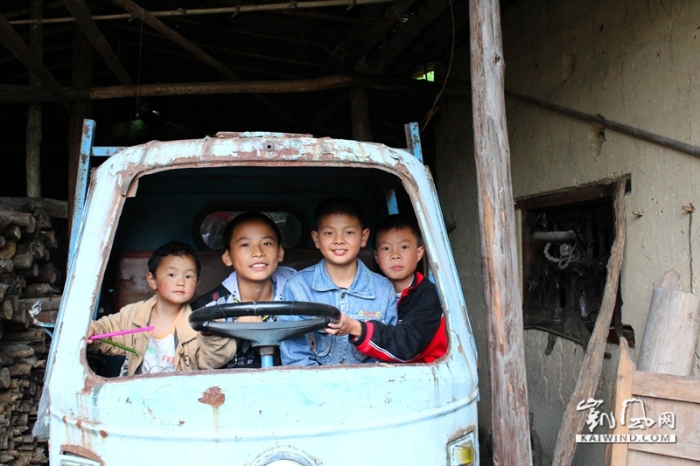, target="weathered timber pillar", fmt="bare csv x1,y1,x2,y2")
468,0,532,464
67,24,93,227
26,0,43,198
350,87,372,142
